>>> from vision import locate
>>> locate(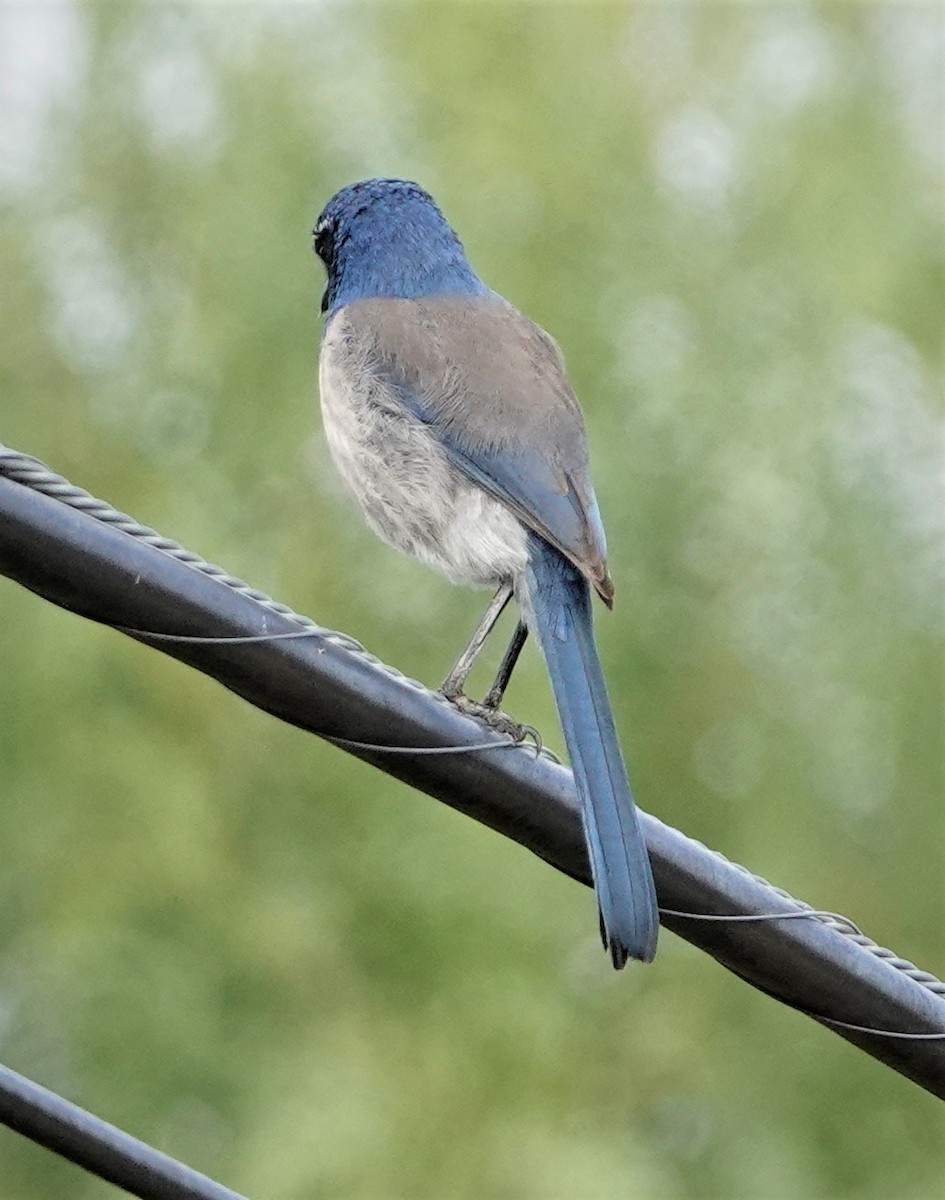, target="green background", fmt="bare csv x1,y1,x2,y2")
1,3,942,1197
